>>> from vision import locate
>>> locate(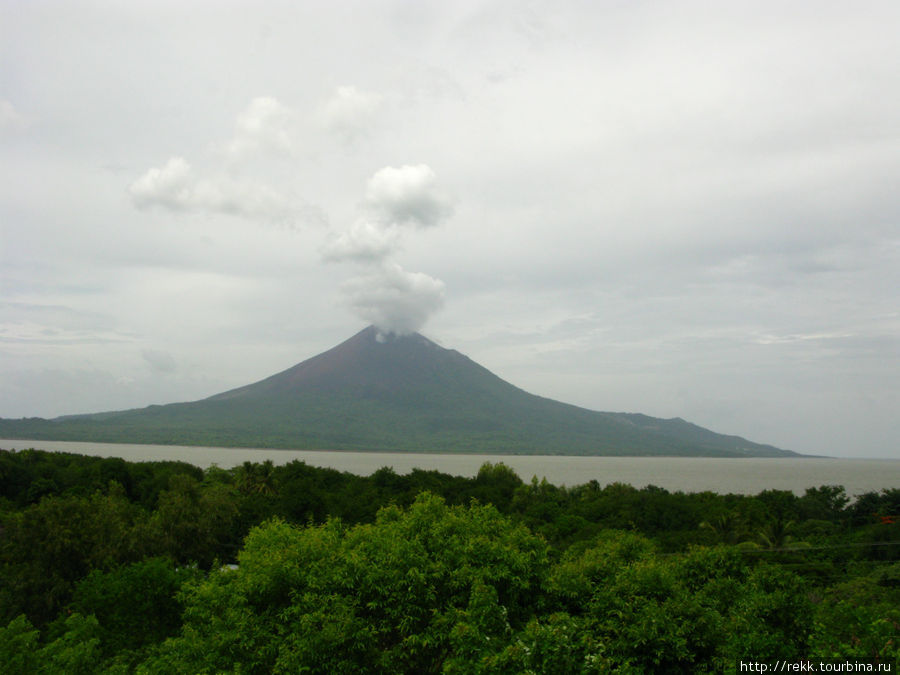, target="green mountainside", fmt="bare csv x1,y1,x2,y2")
0,326,797,457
